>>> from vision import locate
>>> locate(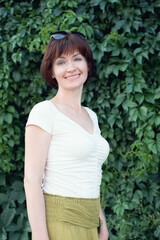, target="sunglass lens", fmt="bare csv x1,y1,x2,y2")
50,31,86,40
51,33,66,40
